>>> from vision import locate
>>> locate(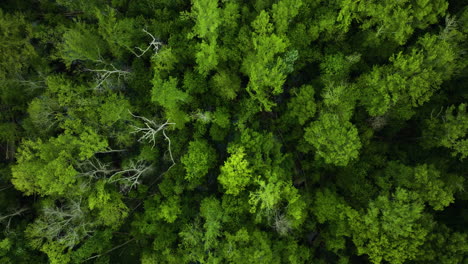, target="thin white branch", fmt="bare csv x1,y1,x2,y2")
85,63,130,91
94,148,127,154
77,157,118,180
162,129,176,170
83,237,136,262
129,111,175,148
108,160,151,190
134,29,164,57
0,208,29,224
